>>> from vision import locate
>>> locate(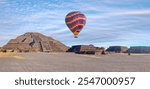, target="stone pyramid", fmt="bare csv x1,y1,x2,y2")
3,32,69,52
